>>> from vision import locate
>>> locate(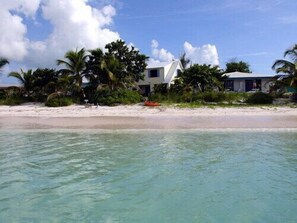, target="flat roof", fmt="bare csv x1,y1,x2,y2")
224,71,275,79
